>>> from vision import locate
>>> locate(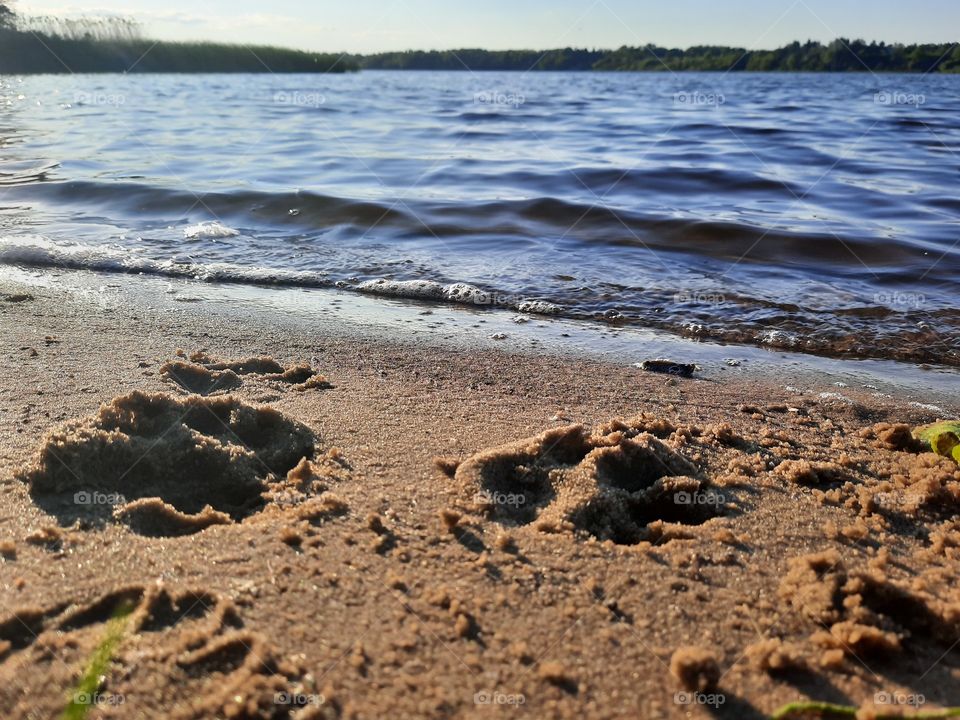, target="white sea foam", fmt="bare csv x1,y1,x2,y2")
183,222,240,239
0,237,325,288
356,278,564,316
355,279,447,300
0,240,565,319
518,300,562,315
758,329,799,347
0,236,153,273
445,282,493,305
